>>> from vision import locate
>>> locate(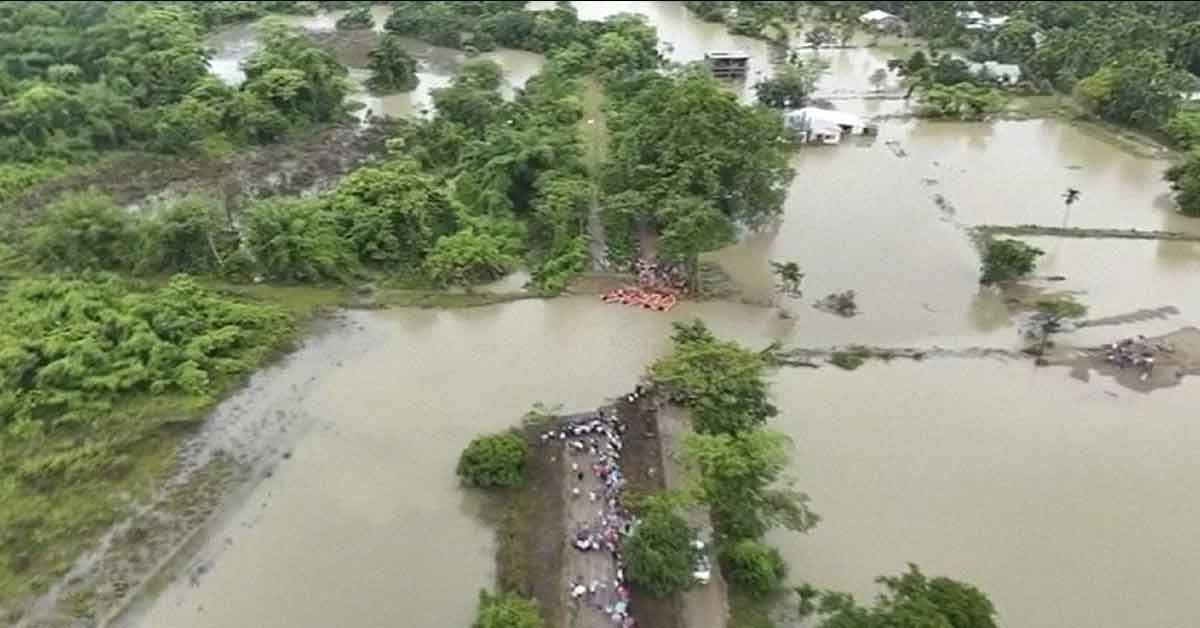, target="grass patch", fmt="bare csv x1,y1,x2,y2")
829,346,872,370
